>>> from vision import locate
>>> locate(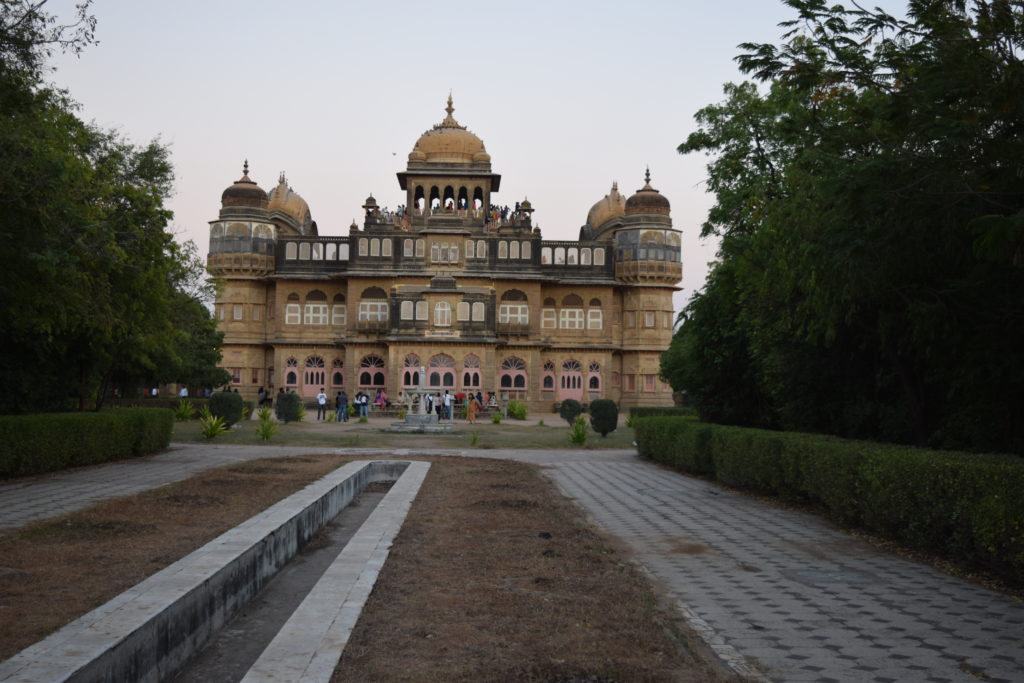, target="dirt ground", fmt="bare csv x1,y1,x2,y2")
0,454,735,681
